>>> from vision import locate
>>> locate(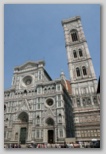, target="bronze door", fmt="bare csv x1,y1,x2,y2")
20,127,27,144
48,130,54,143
